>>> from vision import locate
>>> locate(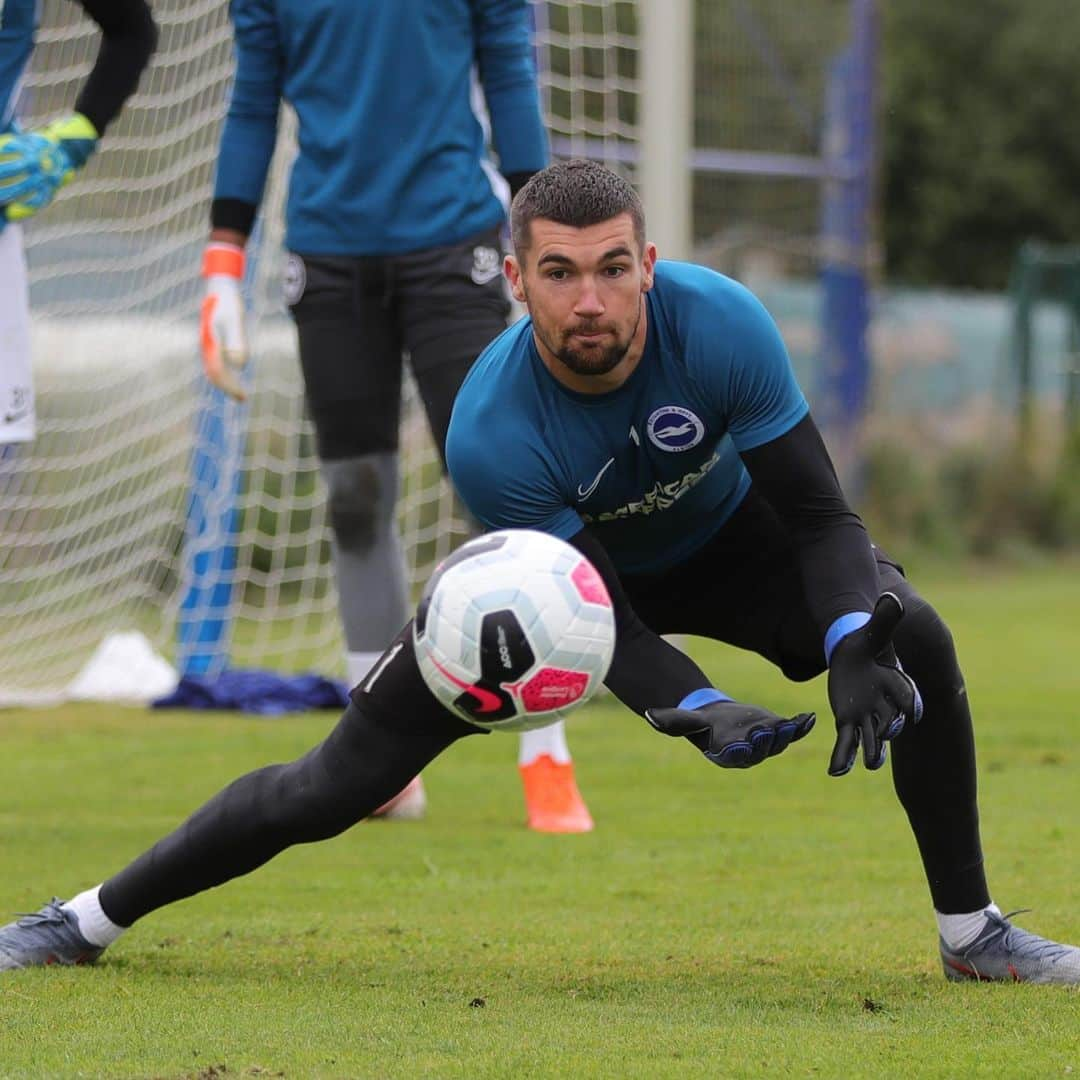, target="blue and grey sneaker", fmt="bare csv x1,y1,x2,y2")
940,909,1080,984
0,898,103,970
